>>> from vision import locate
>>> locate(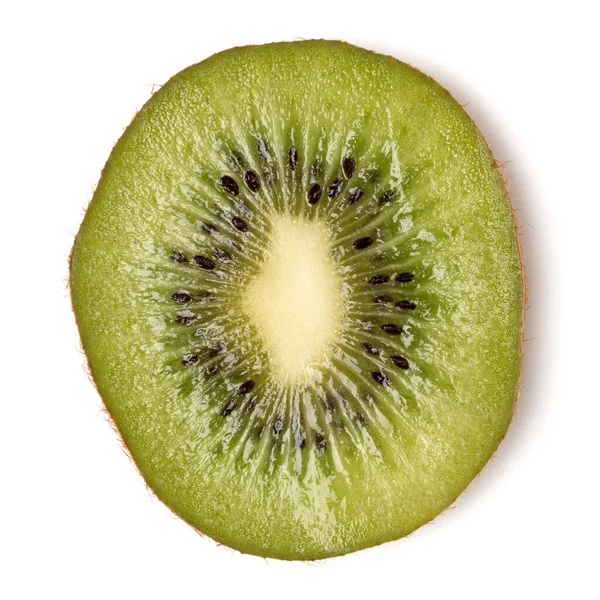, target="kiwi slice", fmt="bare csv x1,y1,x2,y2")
70,40,523,560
